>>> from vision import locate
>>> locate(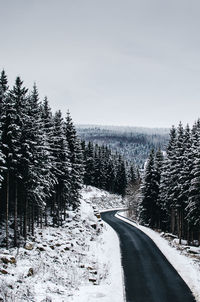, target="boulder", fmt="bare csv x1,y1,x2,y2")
37,246,45,251
27,268,34,277
0,269,8,274
89,277,97,283
1,256,16,264
24,243,34,250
